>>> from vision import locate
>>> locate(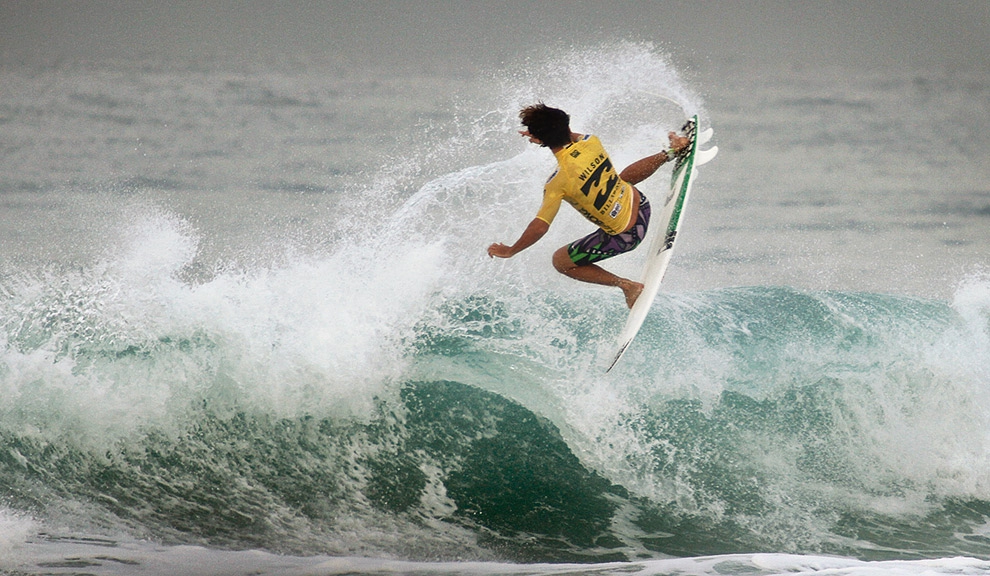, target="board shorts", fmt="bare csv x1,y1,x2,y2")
567,193,651,266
